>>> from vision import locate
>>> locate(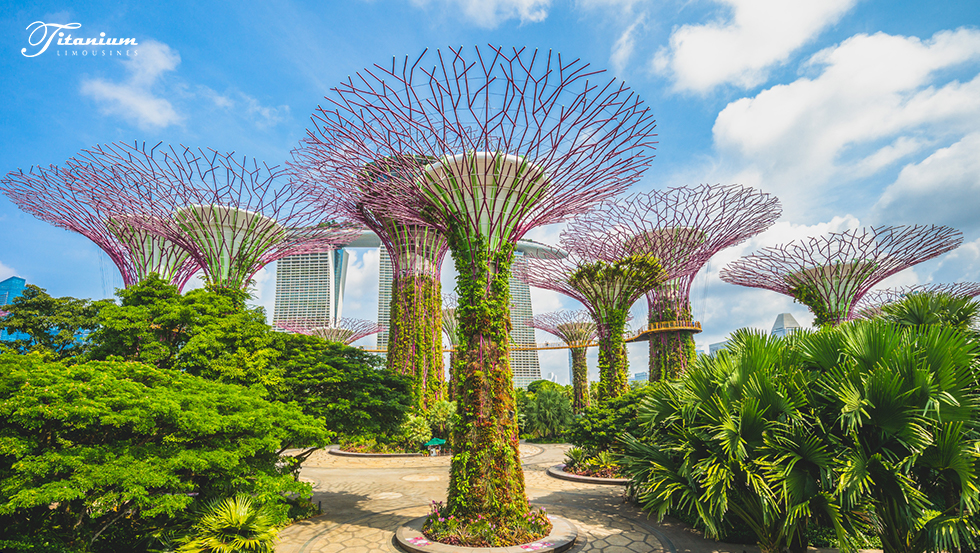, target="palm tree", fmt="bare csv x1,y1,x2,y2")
524,388,573,440
880,291,980,332
621,330,851,553
806,320,980,553
177,495,280,553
